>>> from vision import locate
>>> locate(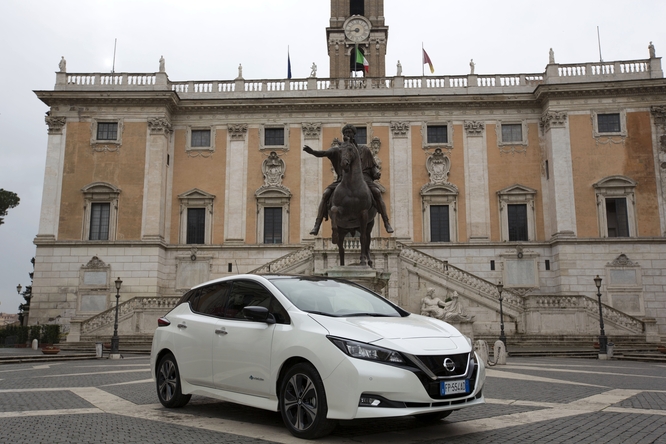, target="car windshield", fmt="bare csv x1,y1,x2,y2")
268,277,405,317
